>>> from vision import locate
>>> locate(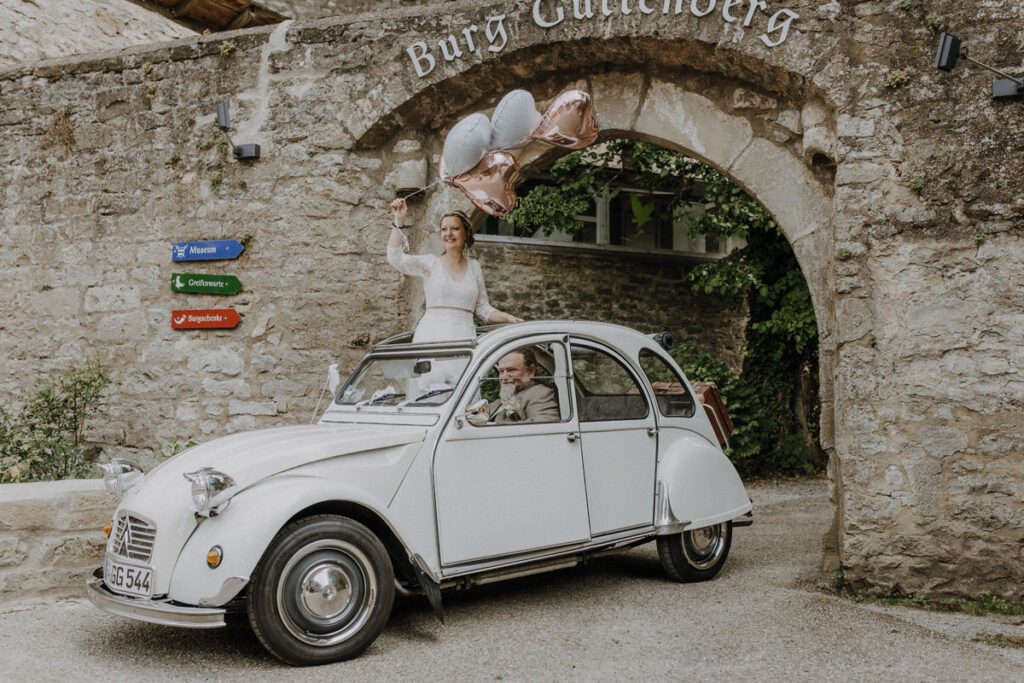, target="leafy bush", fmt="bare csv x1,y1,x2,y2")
0,362,111,482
